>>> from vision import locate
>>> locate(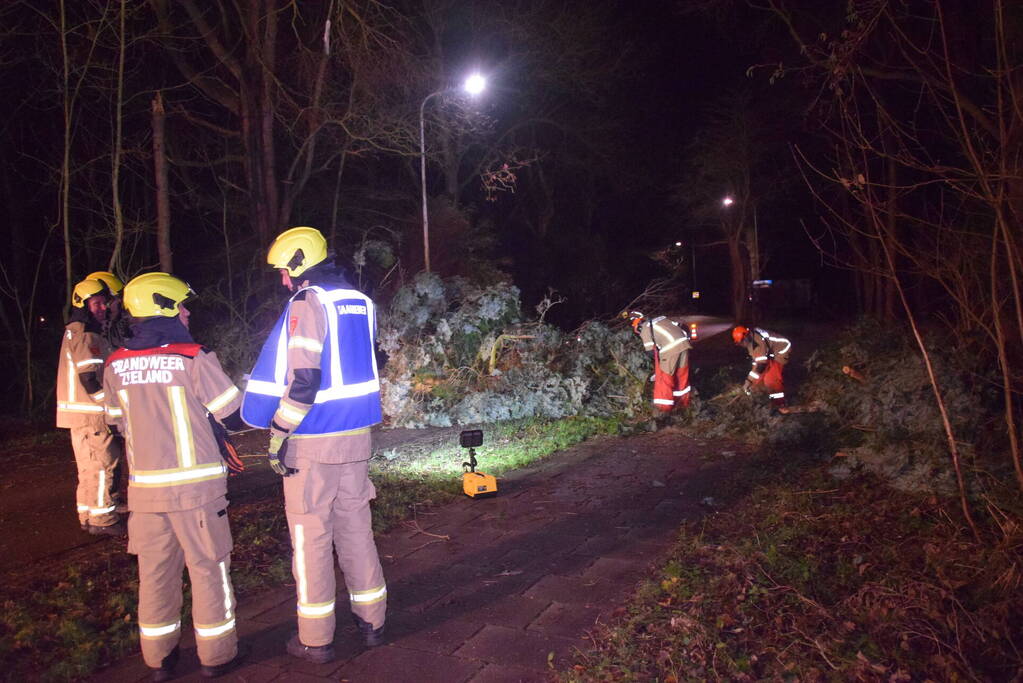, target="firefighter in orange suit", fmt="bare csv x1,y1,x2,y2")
57,278,123,534
623,310,692,411
733,325,791,408
241,227,386,664
103,273,246,680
